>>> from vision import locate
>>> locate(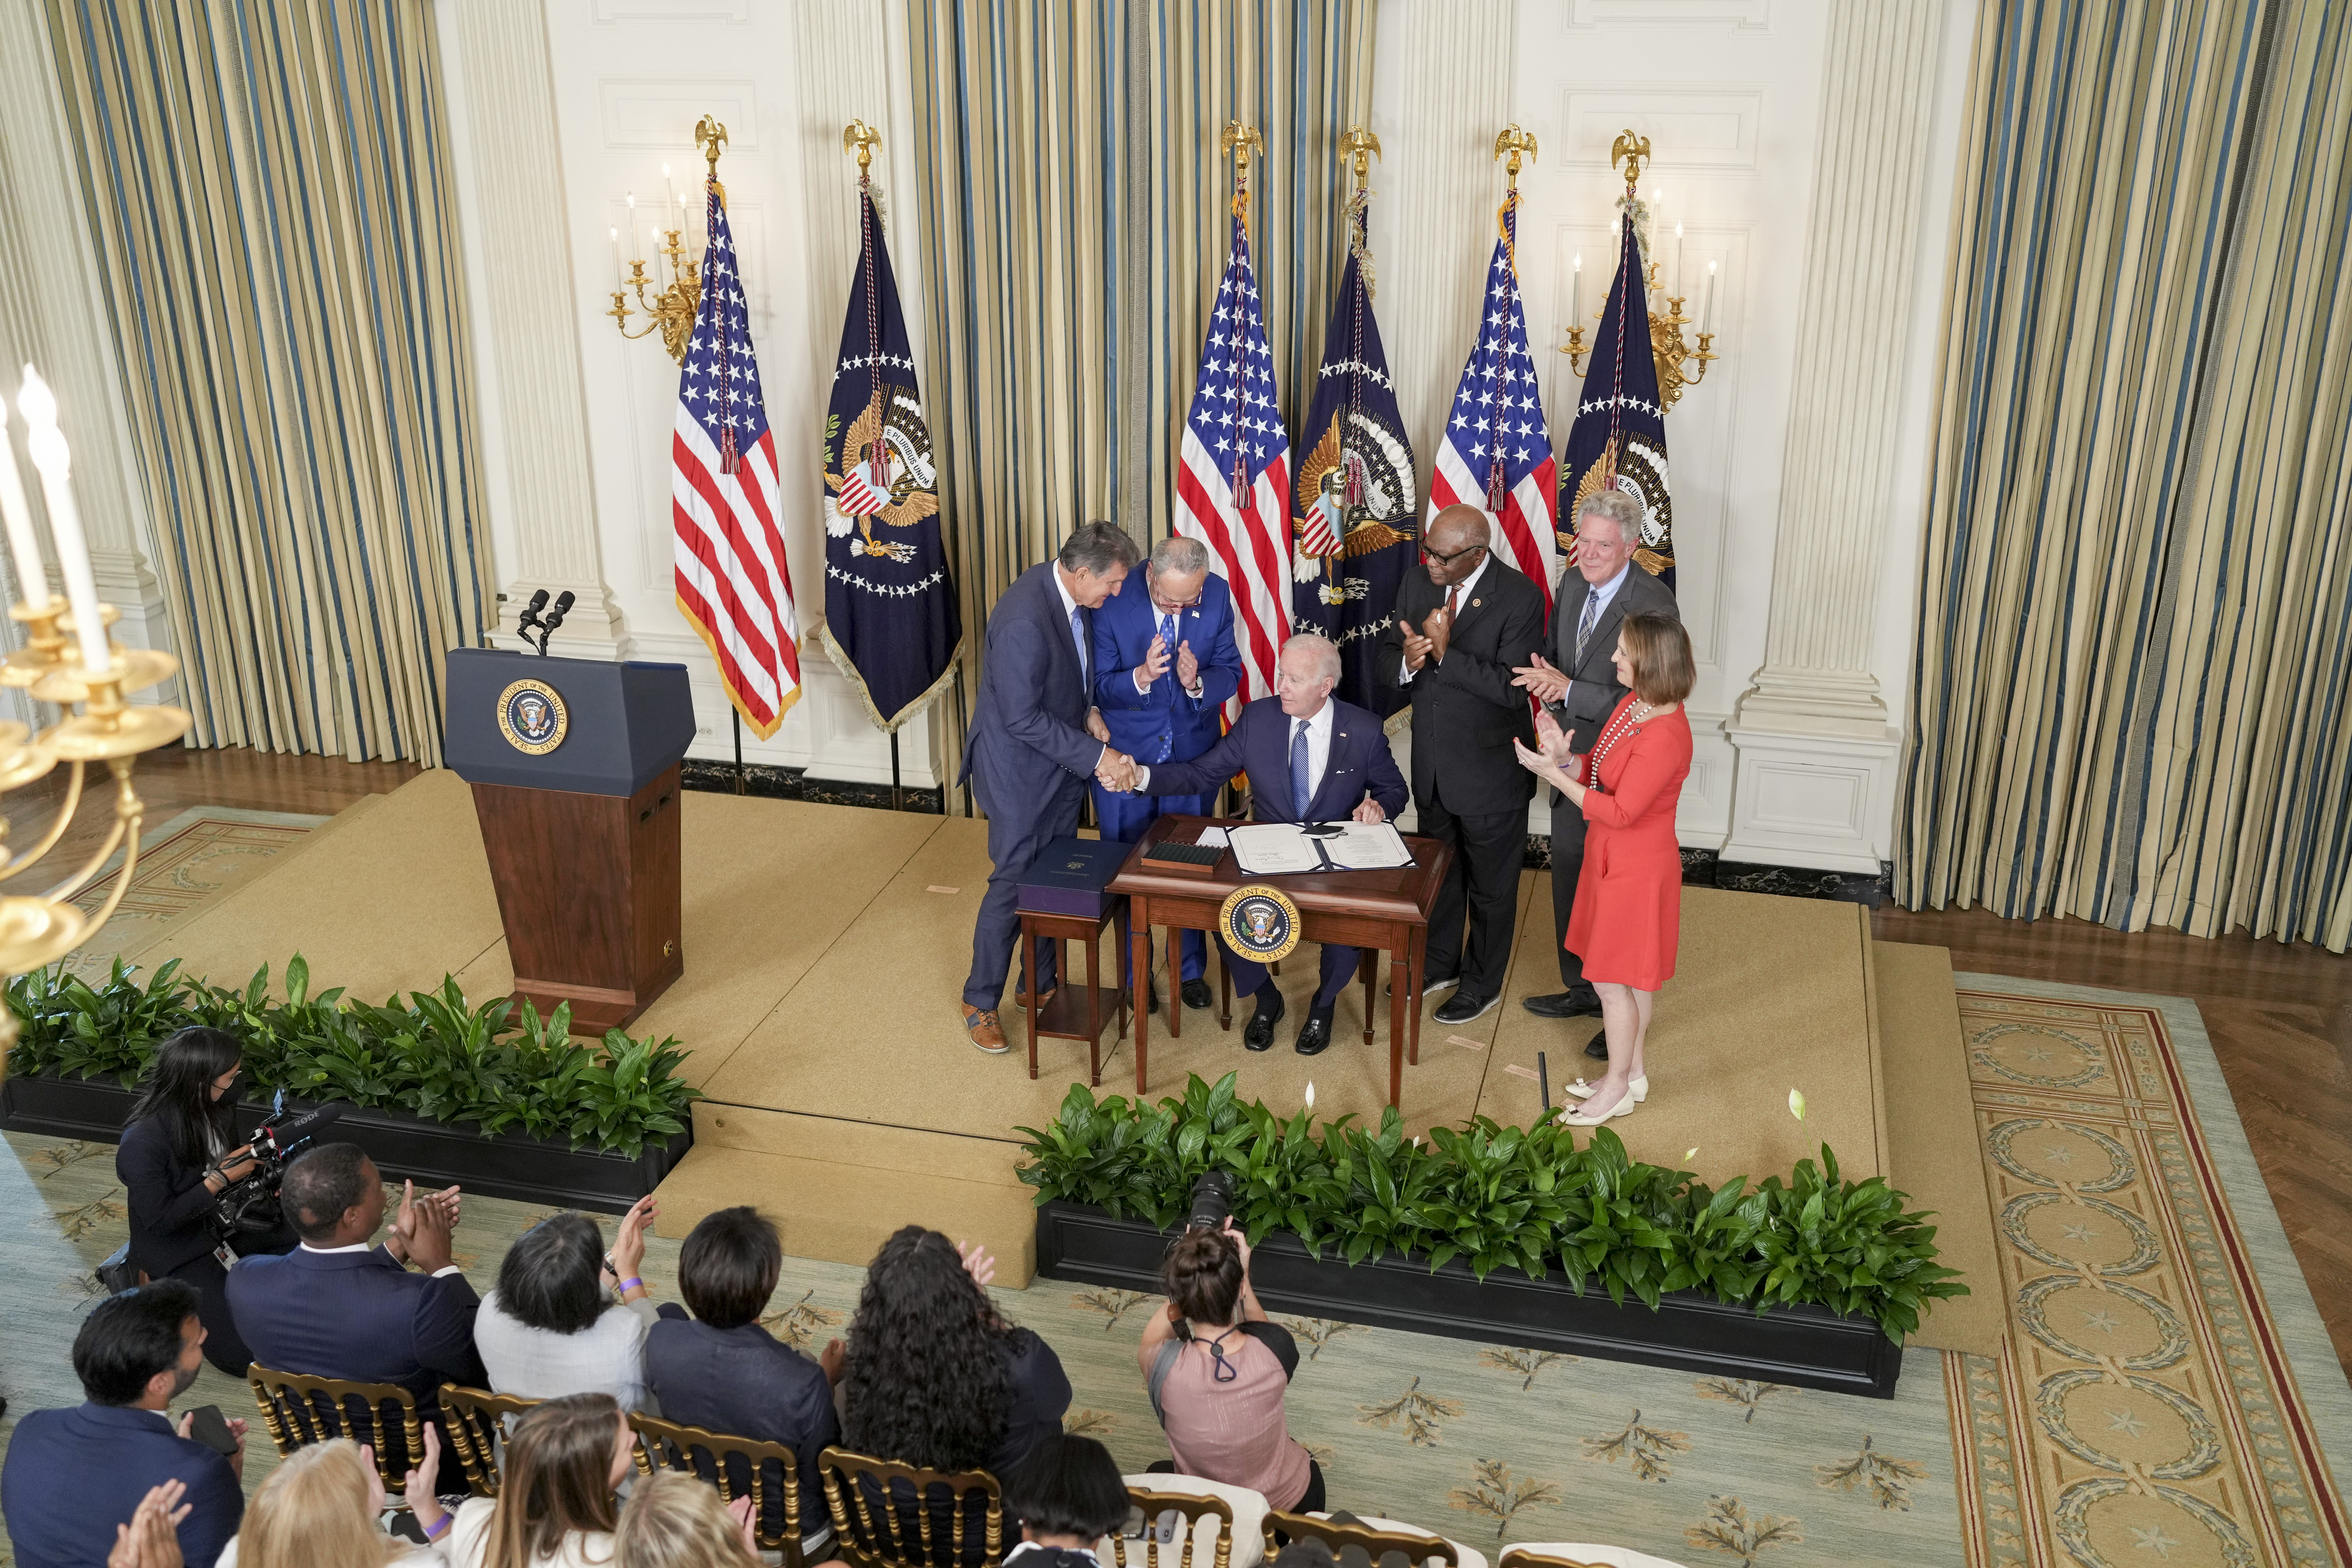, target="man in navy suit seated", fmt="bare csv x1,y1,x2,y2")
958,520,1142,1054
0,1279,246,1568
1103,633,1408,1055
224,1143,485,1433
1091,534,1244,1017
